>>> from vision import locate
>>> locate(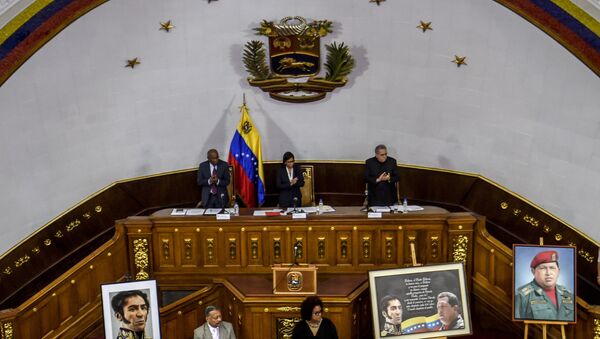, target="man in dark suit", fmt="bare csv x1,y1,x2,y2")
276,151,305,208
364,144,399,206
197,149,230,208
